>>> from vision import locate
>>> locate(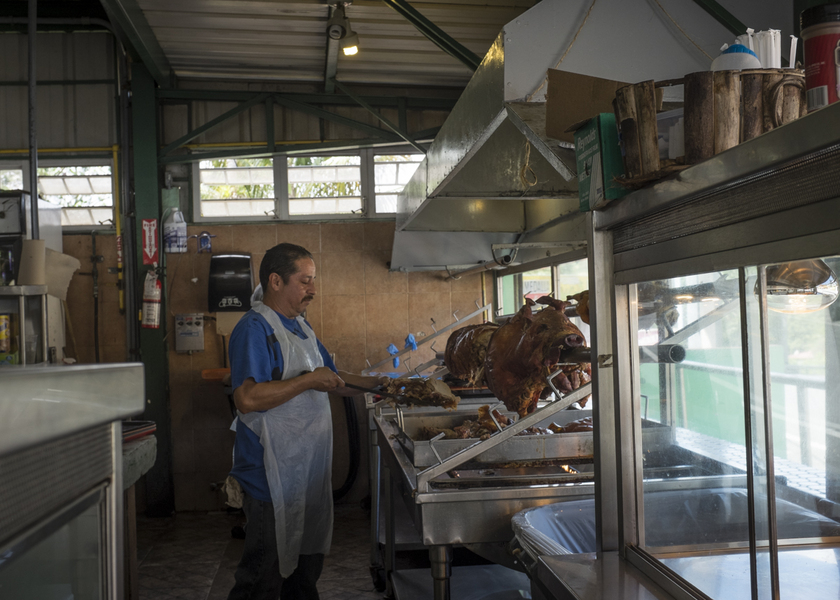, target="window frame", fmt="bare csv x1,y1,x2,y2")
191,144,418,223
